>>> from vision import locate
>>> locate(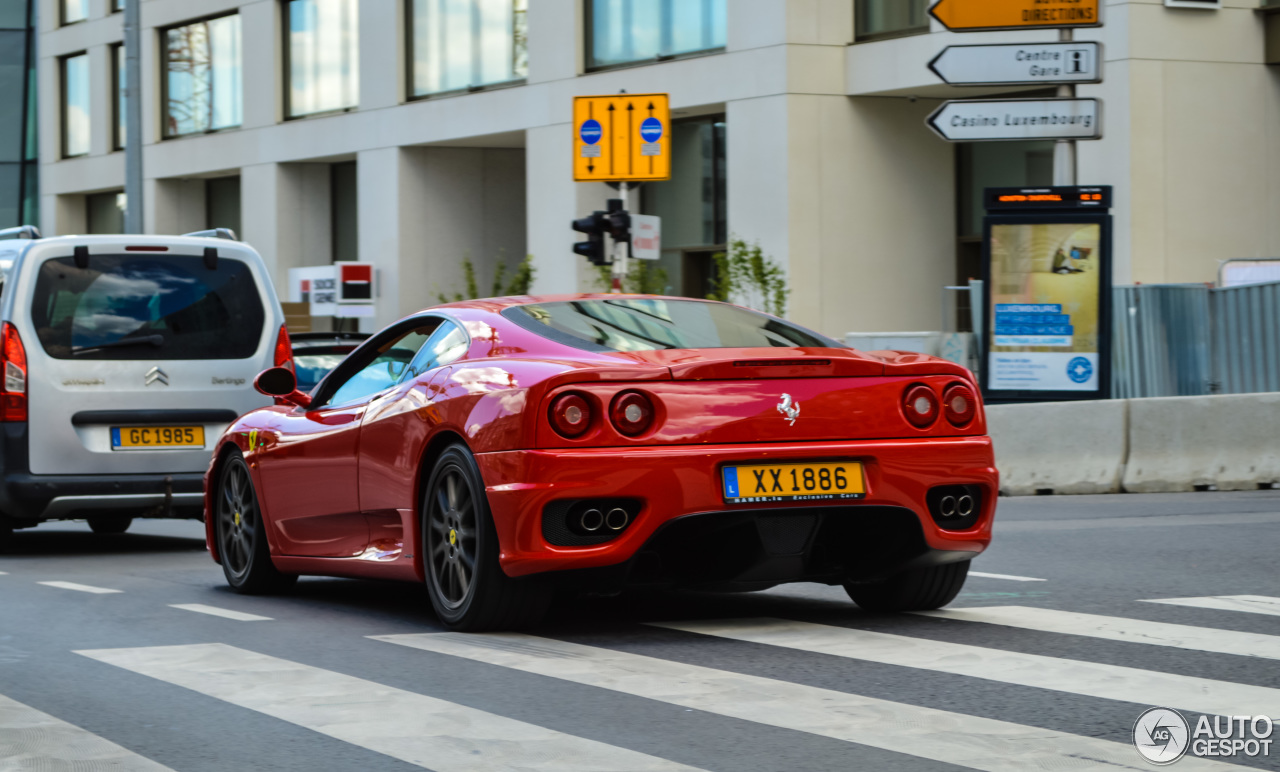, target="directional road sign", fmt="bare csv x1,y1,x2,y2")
574,94,671,182
927,98,1102,142
929,42,1102,87
929,0,1102,32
